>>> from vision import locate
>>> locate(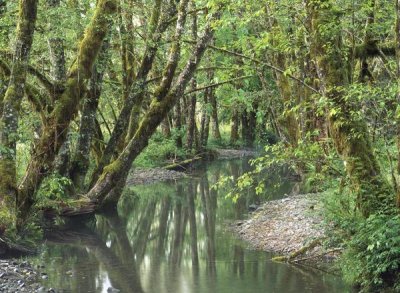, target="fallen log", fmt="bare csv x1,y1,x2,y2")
271,238,322,263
